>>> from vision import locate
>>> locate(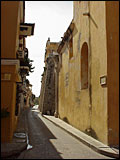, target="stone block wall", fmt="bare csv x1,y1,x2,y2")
39,53,59,116
42,57,55,115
